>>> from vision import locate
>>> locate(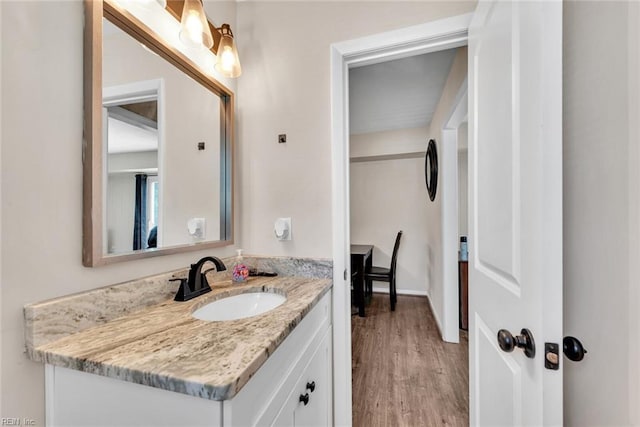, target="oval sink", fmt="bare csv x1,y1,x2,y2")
192,292,286,321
